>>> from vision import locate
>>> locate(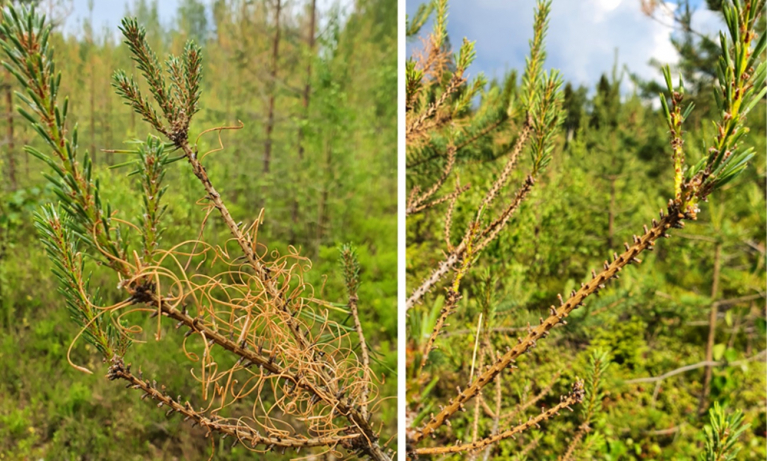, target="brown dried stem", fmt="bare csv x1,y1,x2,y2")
406,146,457,215
468,390,483,461
406,119,534,310
475,174,535,253
475,117,533,216
174,138,329,387
406,117,506,169
125,267,387,460
348,291,372,423
107,357,358,453
481,346,503,461
502,371,561,421
414,380,584,455
407,184,471,216
406,70,465,141
418,221,479,373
